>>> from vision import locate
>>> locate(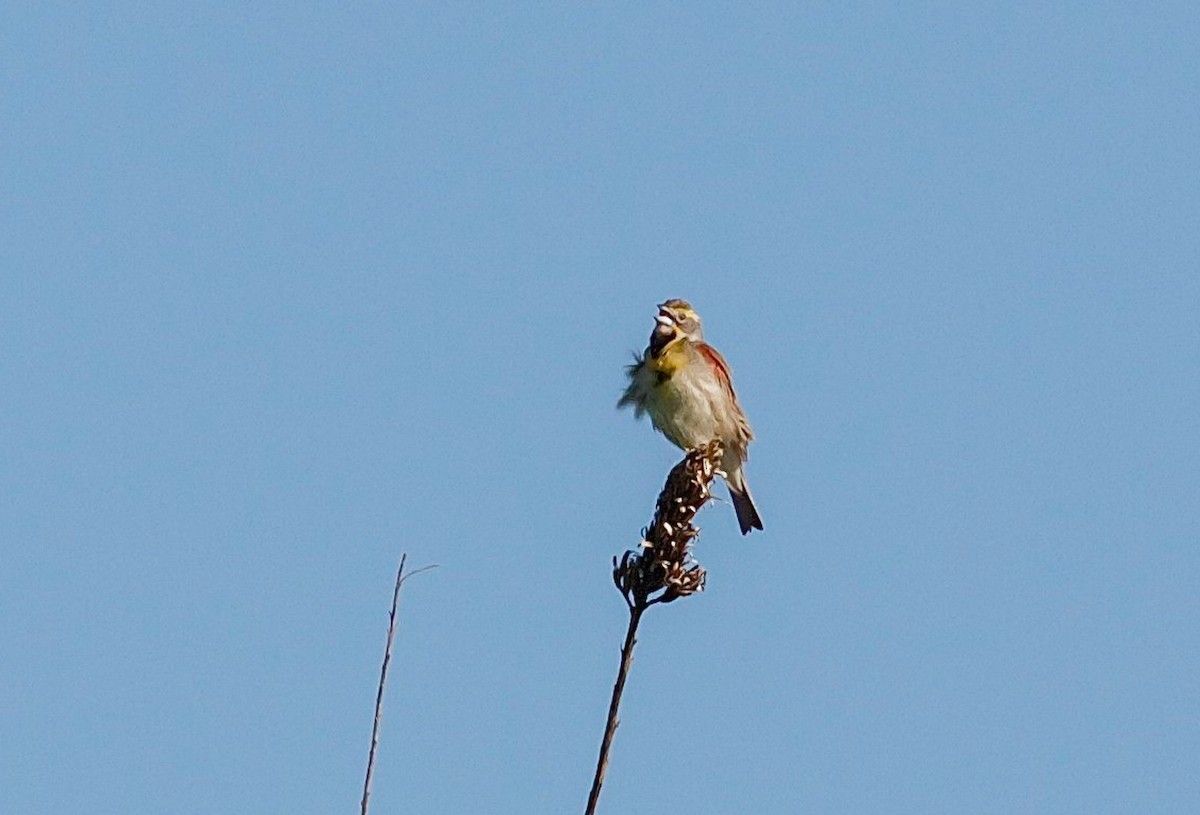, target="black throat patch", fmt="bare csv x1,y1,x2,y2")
648,325,676,359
